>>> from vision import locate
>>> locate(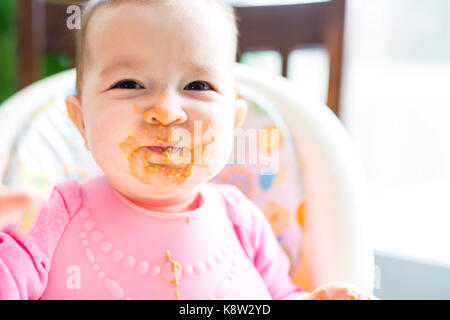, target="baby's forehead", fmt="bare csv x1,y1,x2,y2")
86,0,233,41
83,1,236,74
